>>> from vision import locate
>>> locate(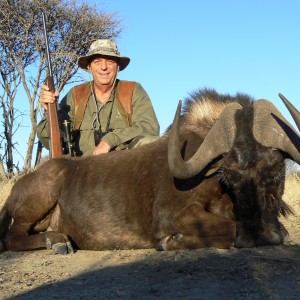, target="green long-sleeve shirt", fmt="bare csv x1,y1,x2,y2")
37,80,160,156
